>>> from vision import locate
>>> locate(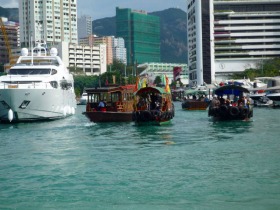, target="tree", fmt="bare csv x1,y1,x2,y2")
73,60,139,97
232,57,280,80
74,75,98,97
69,66,84,74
